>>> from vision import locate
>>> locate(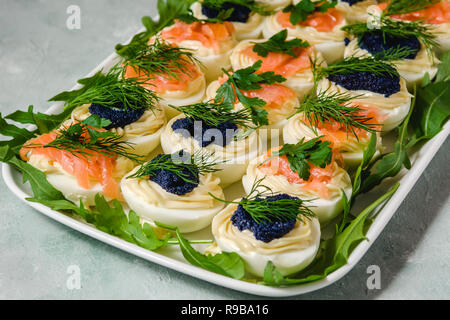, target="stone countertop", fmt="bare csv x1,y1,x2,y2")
0,0,449,300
